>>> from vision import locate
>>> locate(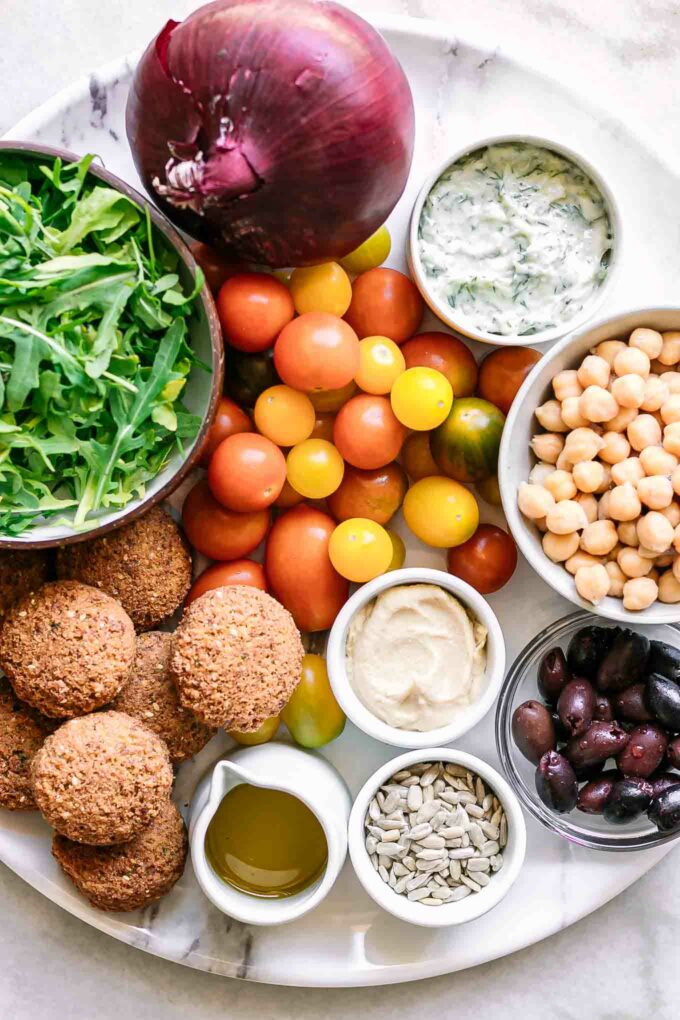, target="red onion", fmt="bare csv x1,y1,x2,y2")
126,0,415,268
